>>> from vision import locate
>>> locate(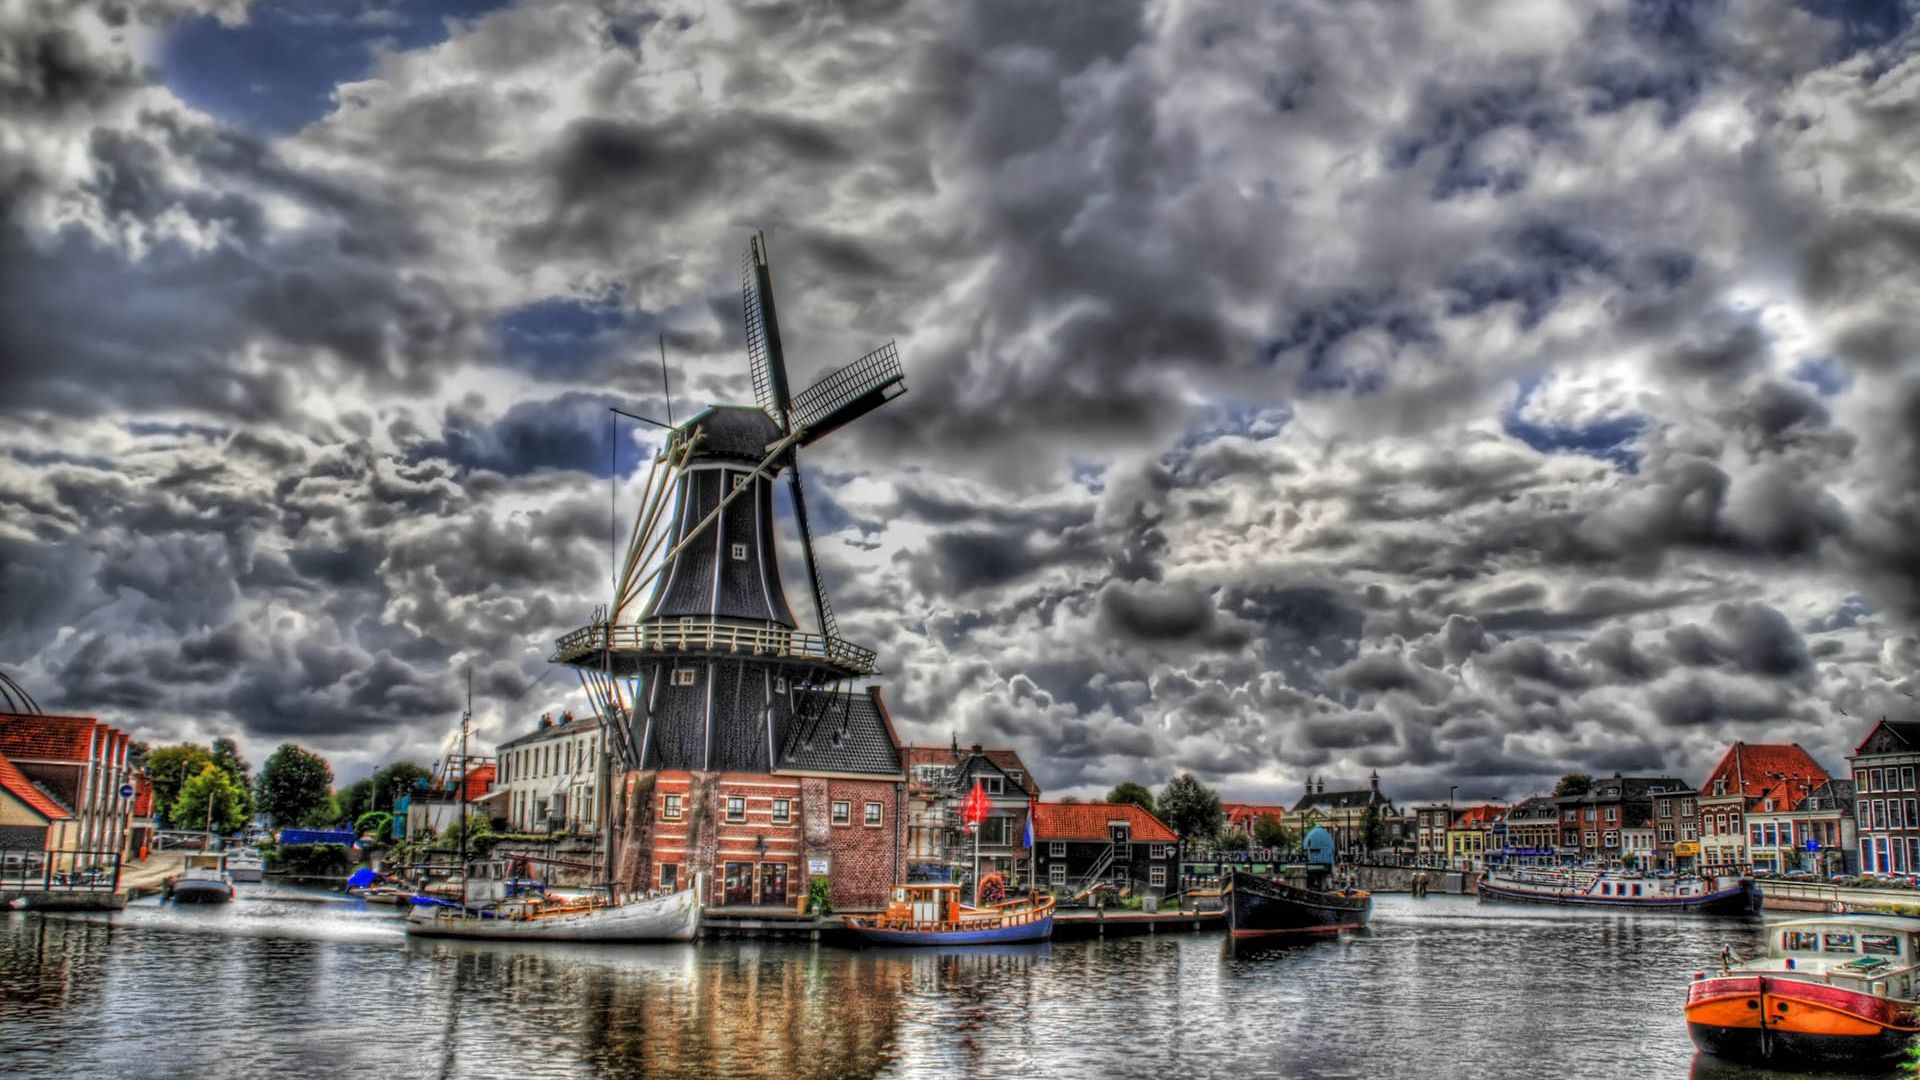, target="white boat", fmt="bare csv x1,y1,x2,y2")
170,853,234,904
404,862,701,942
226,848,265,883
1478,866,1760,915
